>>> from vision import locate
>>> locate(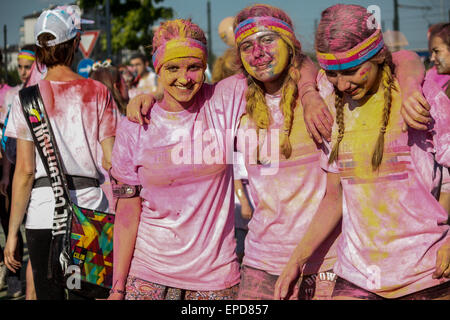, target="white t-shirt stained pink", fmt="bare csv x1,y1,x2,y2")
5,79,119,229
111,74,247,291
